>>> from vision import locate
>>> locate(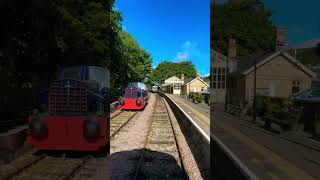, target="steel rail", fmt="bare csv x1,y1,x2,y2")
3,153,47,180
